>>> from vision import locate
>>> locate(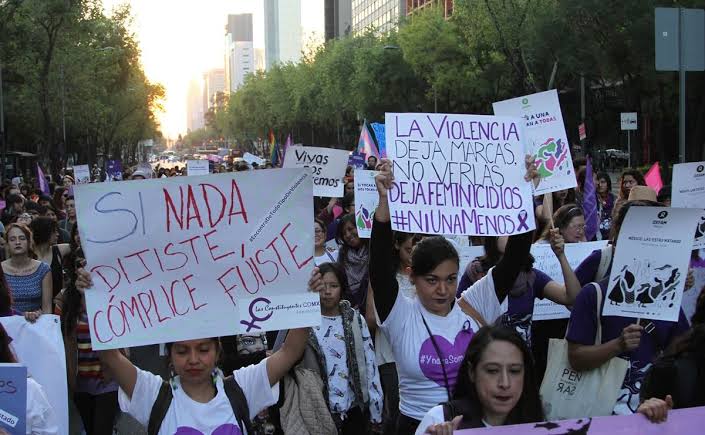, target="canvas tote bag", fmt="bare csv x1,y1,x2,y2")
540,283,629,420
